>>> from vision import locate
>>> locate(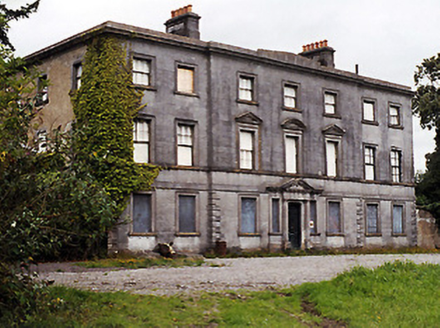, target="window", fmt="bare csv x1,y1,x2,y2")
133,120,150,163
324,92,336,115
364,145,376,180
328,201,342,234
392,204,404,234
391,149,402,182
366,204,379,234
326,140,338,177
132,194,152,233
283,84,297,108
177,66,195,94
37,74,48,105
241,197,257,233
238,76,254,101
310,201,317,234
239,130,254,169
389,105,401,127
285,135,298,173
271,198,280,233
177,124,193,166
73,63,82,90
363,100,375,122
37,130,47,153
133,58,151,86
178,195,196,233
